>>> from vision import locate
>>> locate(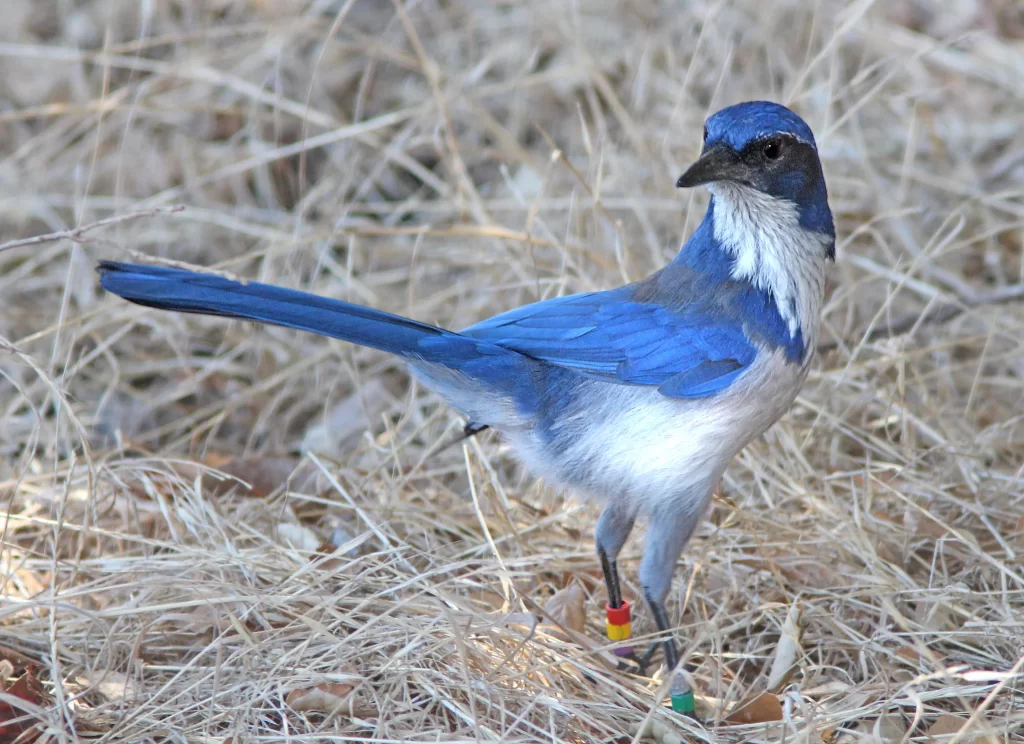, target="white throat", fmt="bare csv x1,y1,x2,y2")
708,182,830,351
